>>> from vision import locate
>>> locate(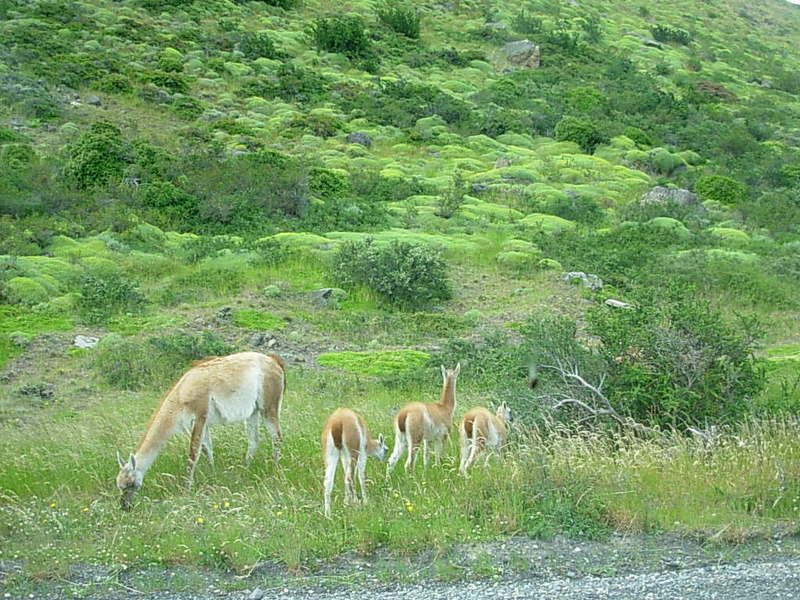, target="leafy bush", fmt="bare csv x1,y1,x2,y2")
650,24,692,45
332,238,452,310
584,283,764,428
64,121,131,190
94,331,234,390
311,16,373,59
77,271,147,324
740,190,800,234
94,73,133,94
554,116,607,153
2,277,49,306
239,31,279,60
694,175,748,205
339,79,470,128
538,192,604,225
239,63,327,104
511,10,543,35
435,170,468,218
377,3,420,39
288,113,343,138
